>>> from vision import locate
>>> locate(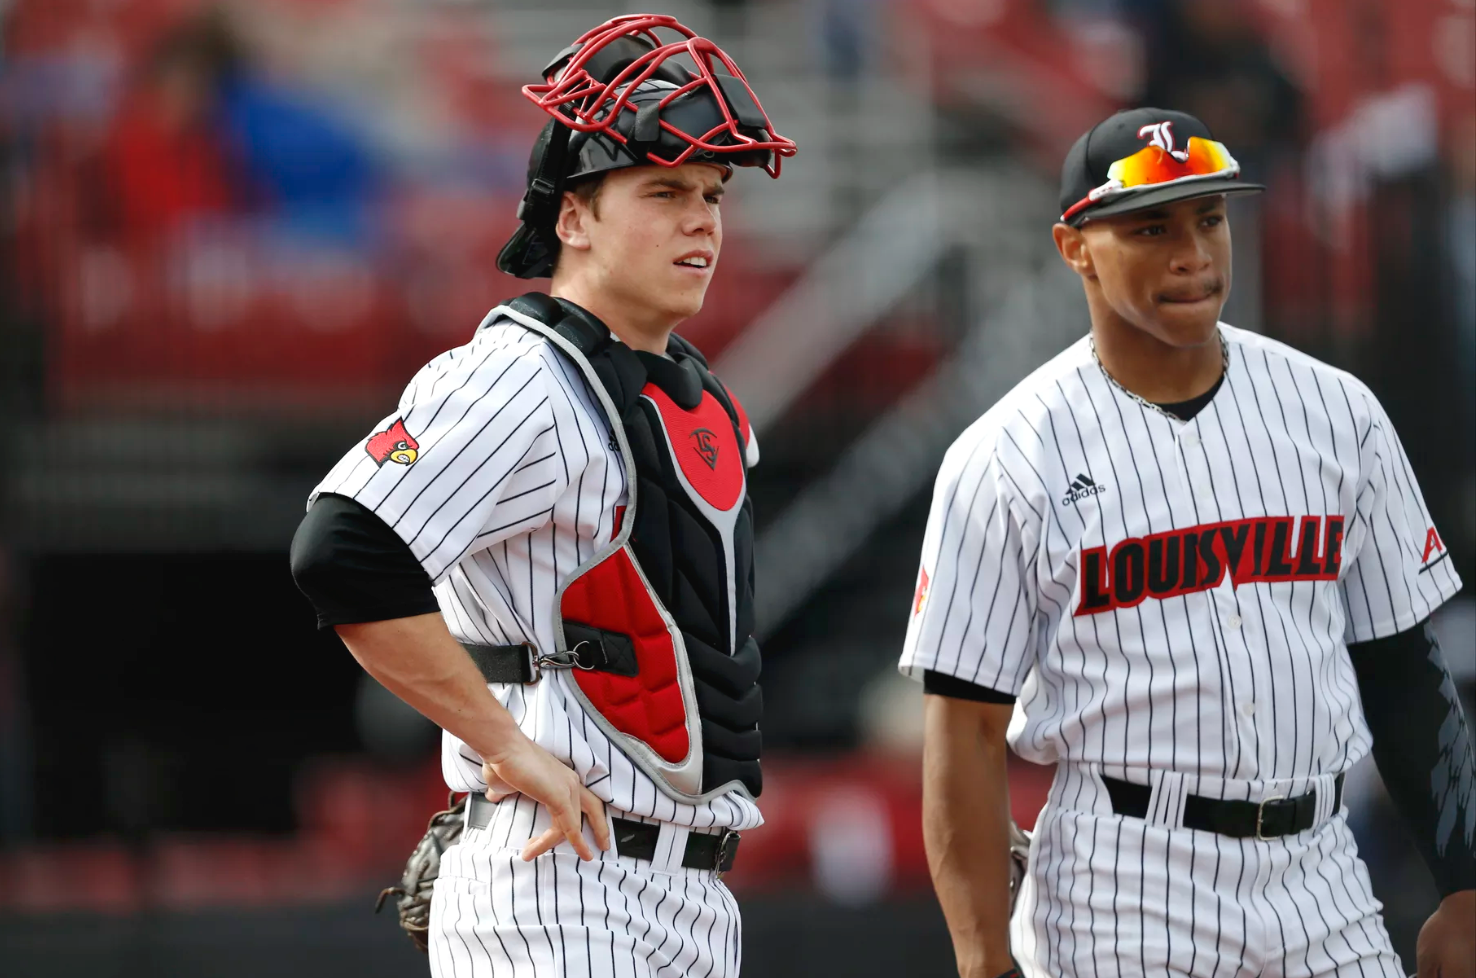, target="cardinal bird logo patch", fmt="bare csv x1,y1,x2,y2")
913,566,930,617
366,418,419,466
